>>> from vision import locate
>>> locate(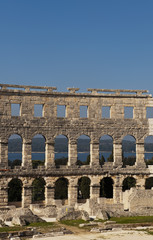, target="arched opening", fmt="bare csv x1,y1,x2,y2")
144,136,153,166
32,178,46,203
145,177,153,189
55,135,68,166
122,177,136,192
8,134,22,168
99,135,113,165
32,134,45,168
77,135,90,166
8,178,22,207
100,177,113,198
122,135,136,167
54,178,68,200
78,177,91,201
